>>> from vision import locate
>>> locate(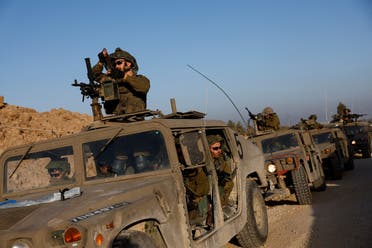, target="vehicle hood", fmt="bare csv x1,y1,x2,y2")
0,174,172,232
